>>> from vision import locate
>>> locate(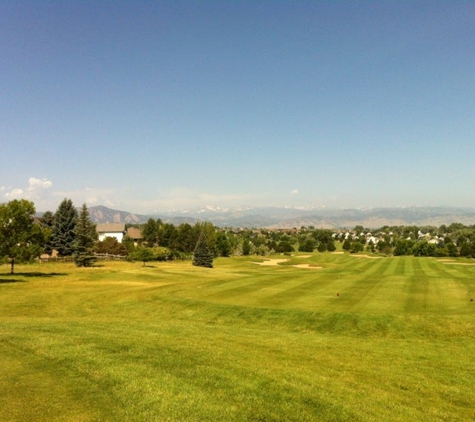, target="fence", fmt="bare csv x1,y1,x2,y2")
39,253,127,263
94,253,127,261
